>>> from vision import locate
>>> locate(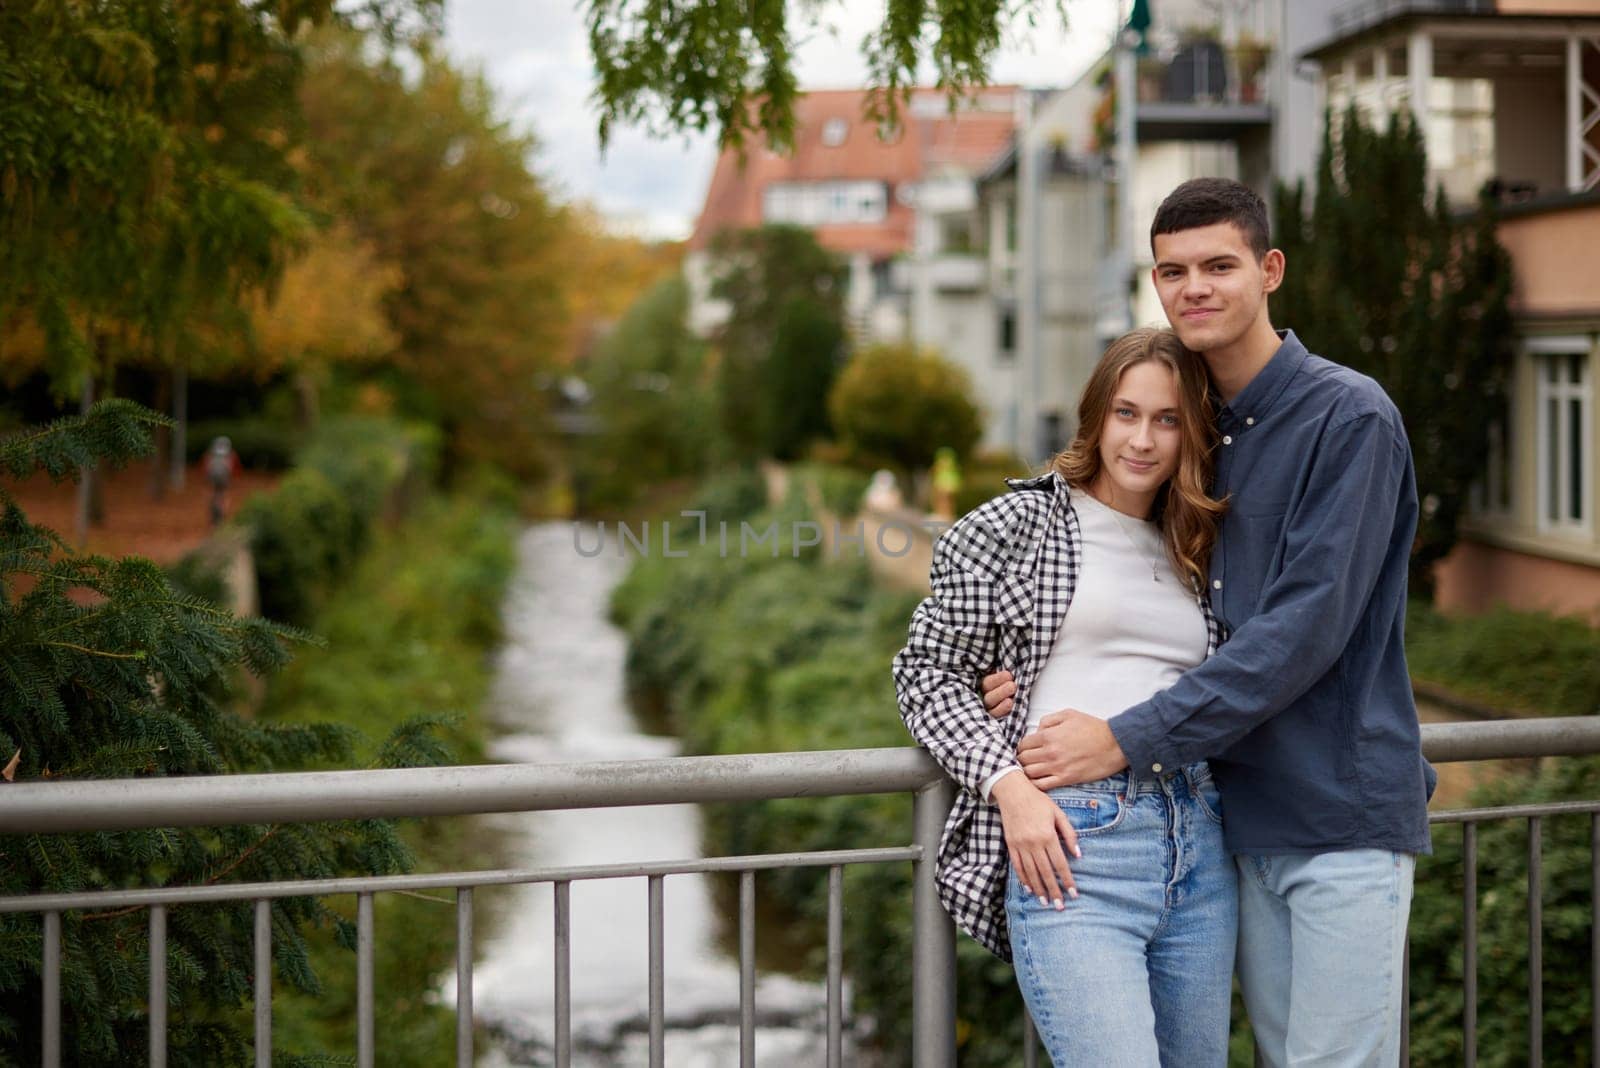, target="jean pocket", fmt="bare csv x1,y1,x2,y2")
1050,790,1124,837
1195,781,1224,825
